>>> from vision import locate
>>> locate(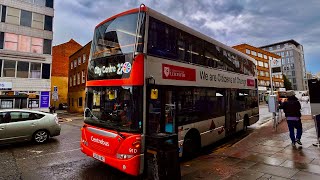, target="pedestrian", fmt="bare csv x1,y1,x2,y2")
282,91,303,146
